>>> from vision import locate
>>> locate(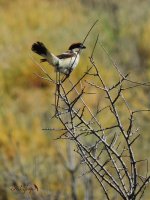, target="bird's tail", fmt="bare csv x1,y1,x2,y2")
31,42,59,66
